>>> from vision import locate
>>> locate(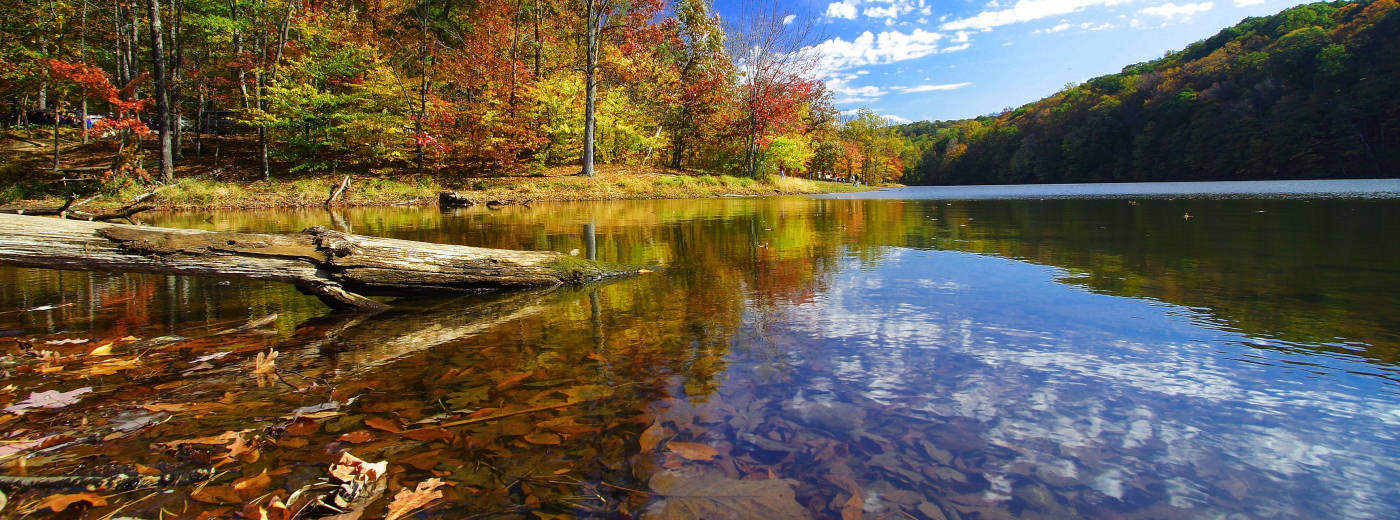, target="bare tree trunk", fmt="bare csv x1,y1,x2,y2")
128,3,141,98
581,0,599,177
195,87,204,159
80,0,89,145
533,0,542,77
231,0,248,110
413,5,429,174
146,0,174,182
52,111,61,172
170,0,184,159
